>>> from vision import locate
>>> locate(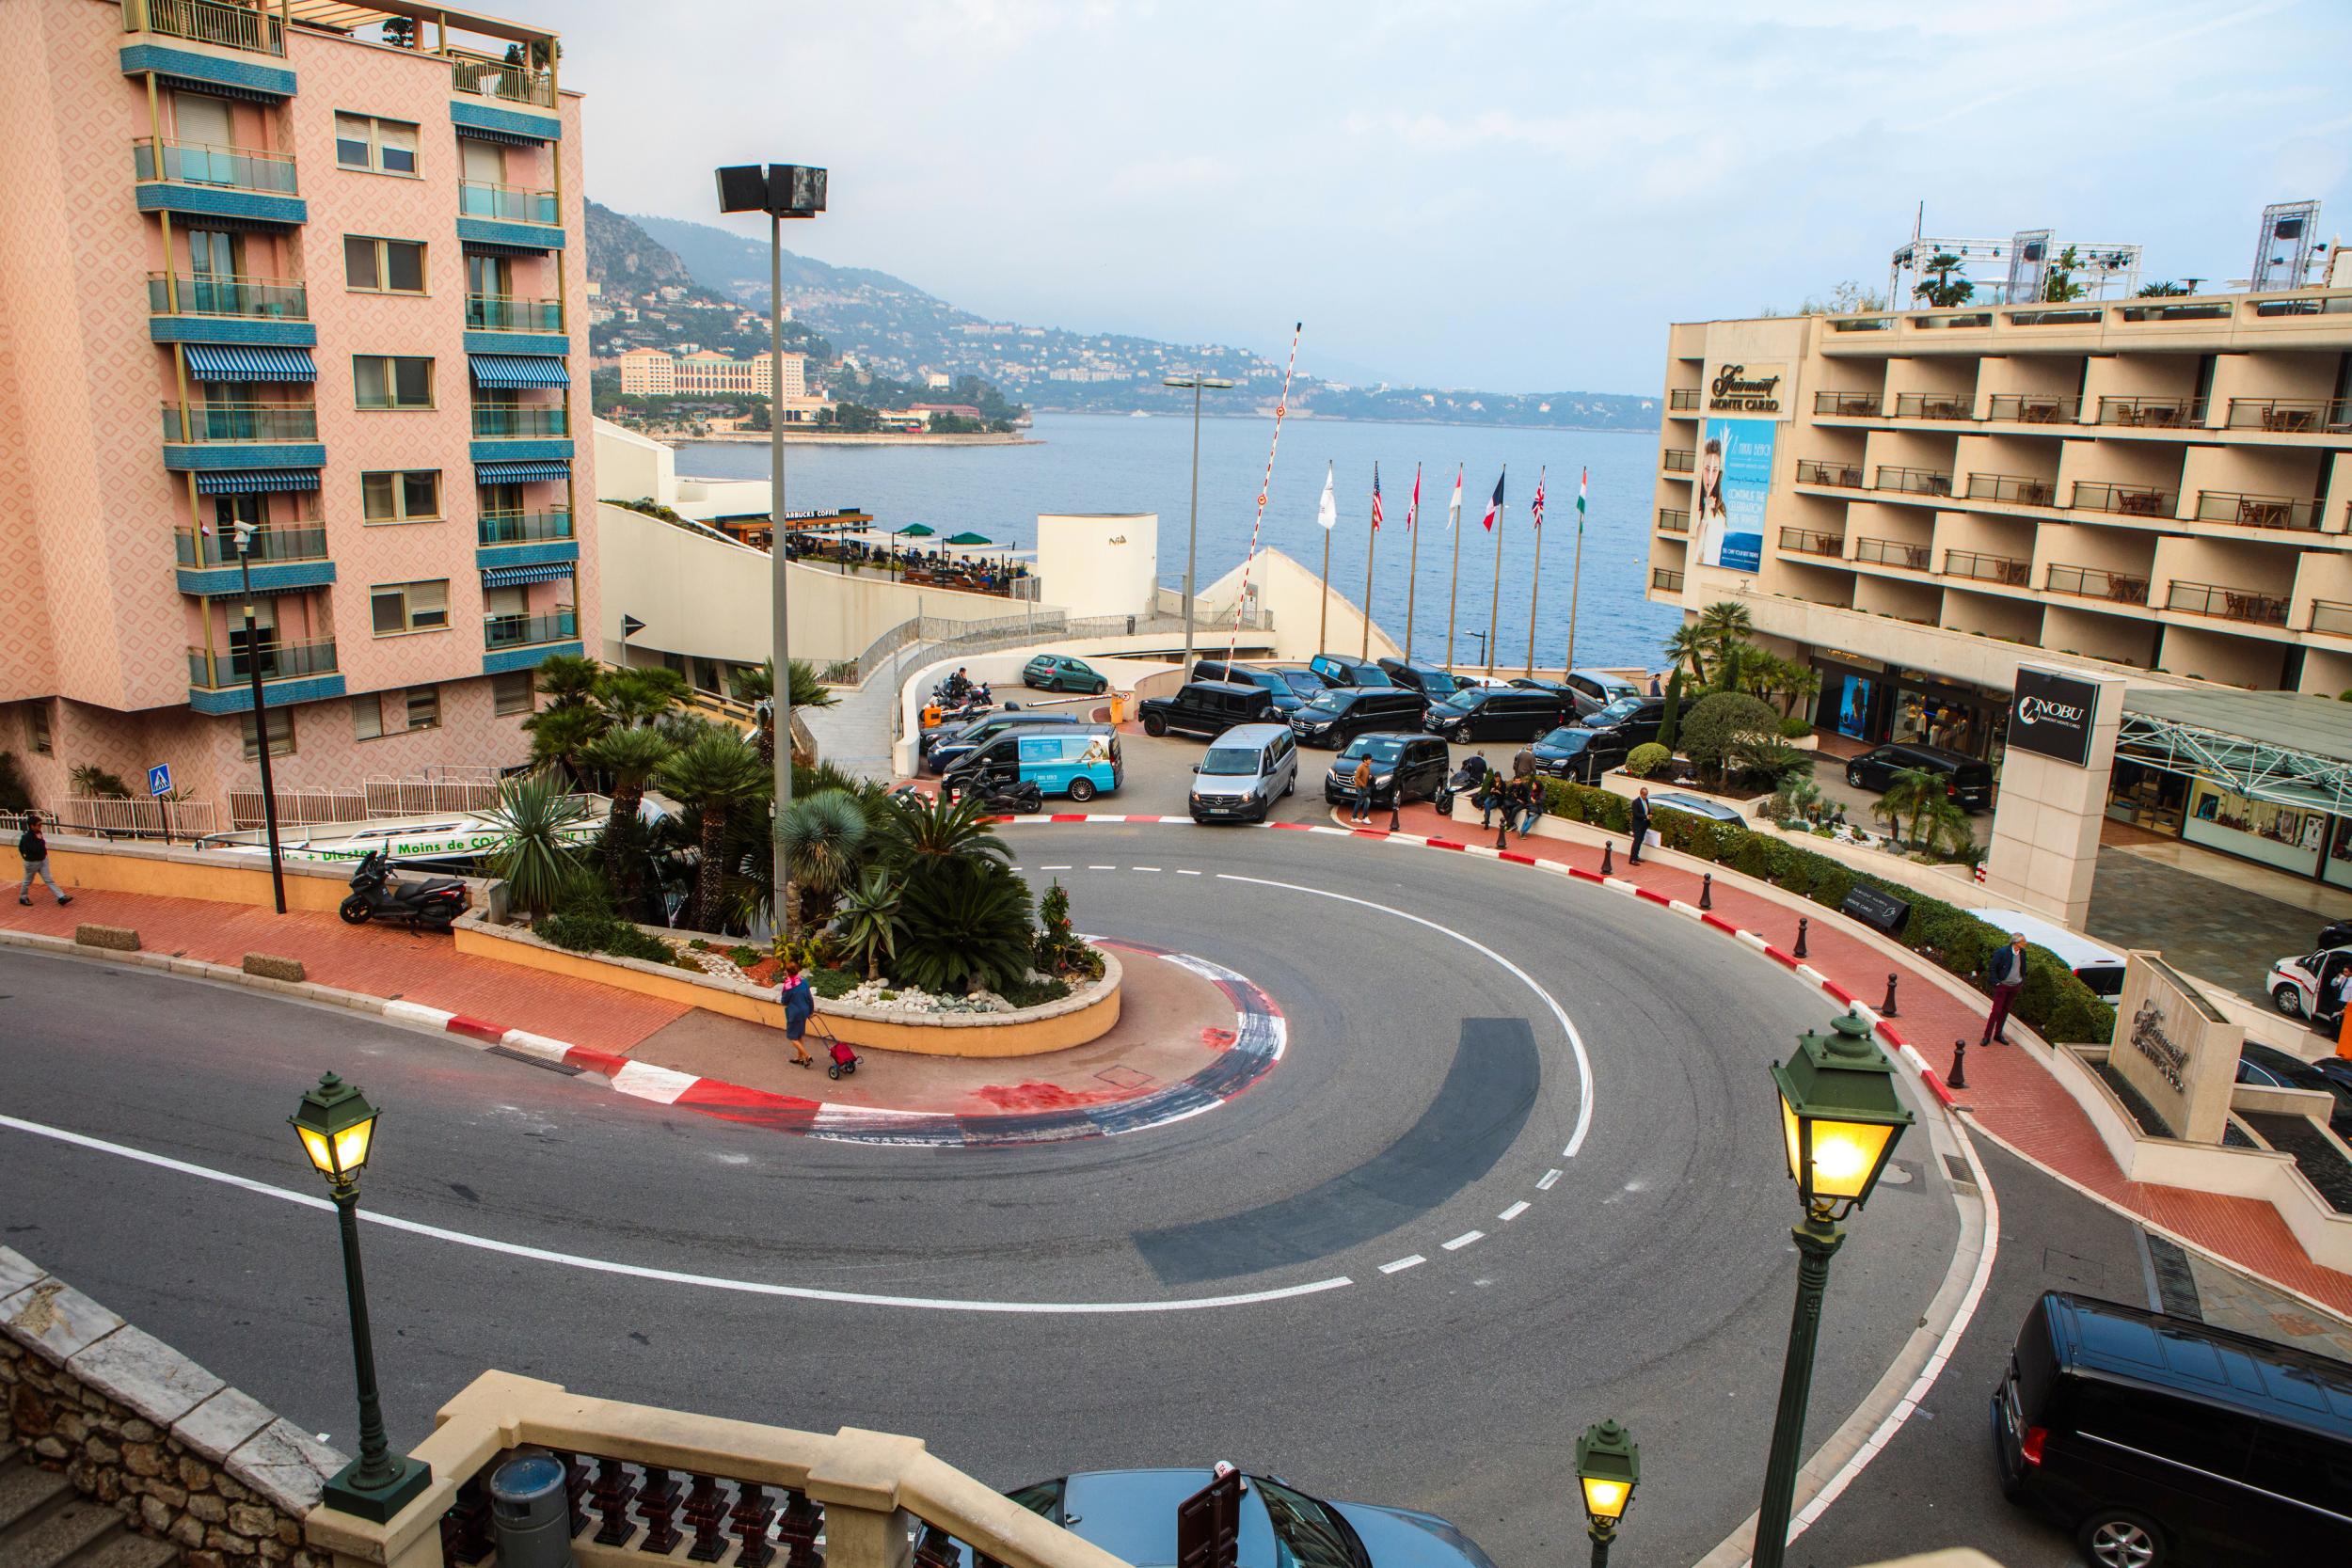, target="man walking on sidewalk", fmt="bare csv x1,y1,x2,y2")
1982,931,2027,1045
1627,787,1651,865
17,819,71,908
